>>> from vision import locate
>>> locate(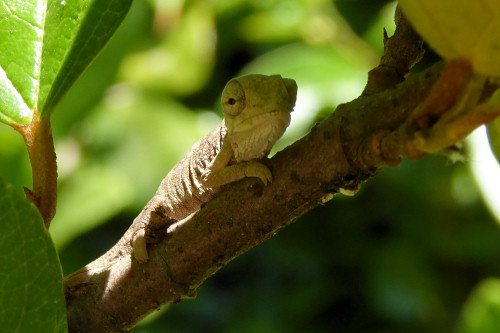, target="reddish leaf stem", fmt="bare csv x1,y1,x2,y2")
15,114,58,228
